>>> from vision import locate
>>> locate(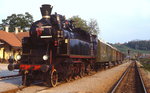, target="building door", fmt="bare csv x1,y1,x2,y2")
3,49,5,62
